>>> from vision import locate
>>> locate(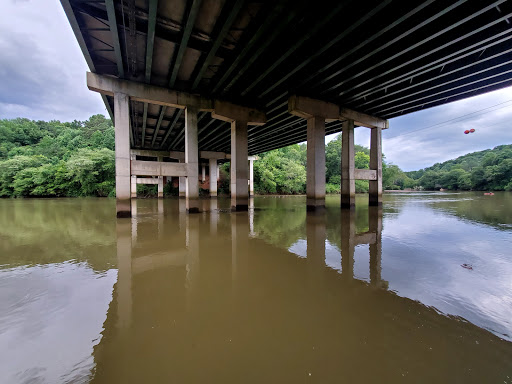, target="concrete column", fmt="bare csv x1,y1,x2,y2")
209,158,218,197
130,175,137,198
231,120,249,211
369,127,383,206
306,116,326,210
341,119,355,209
249,159,254,196
201,164,206,182
158,176,164,198
185,107,200,213
114,92,131,218
179,160,186,198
